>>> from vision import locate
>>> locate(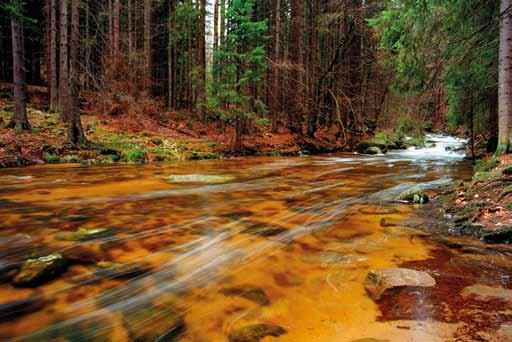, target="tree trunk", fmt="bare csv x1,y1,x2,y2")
60,0,86,145
45,0,51,89
168,0,175,110
50,0,58,112
271,0,281,133
498,0,512,155
289,0,304,134
144,0,152,91
8,0,30,131
307,0,319,138
113,0,120,59
195,0,206,119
